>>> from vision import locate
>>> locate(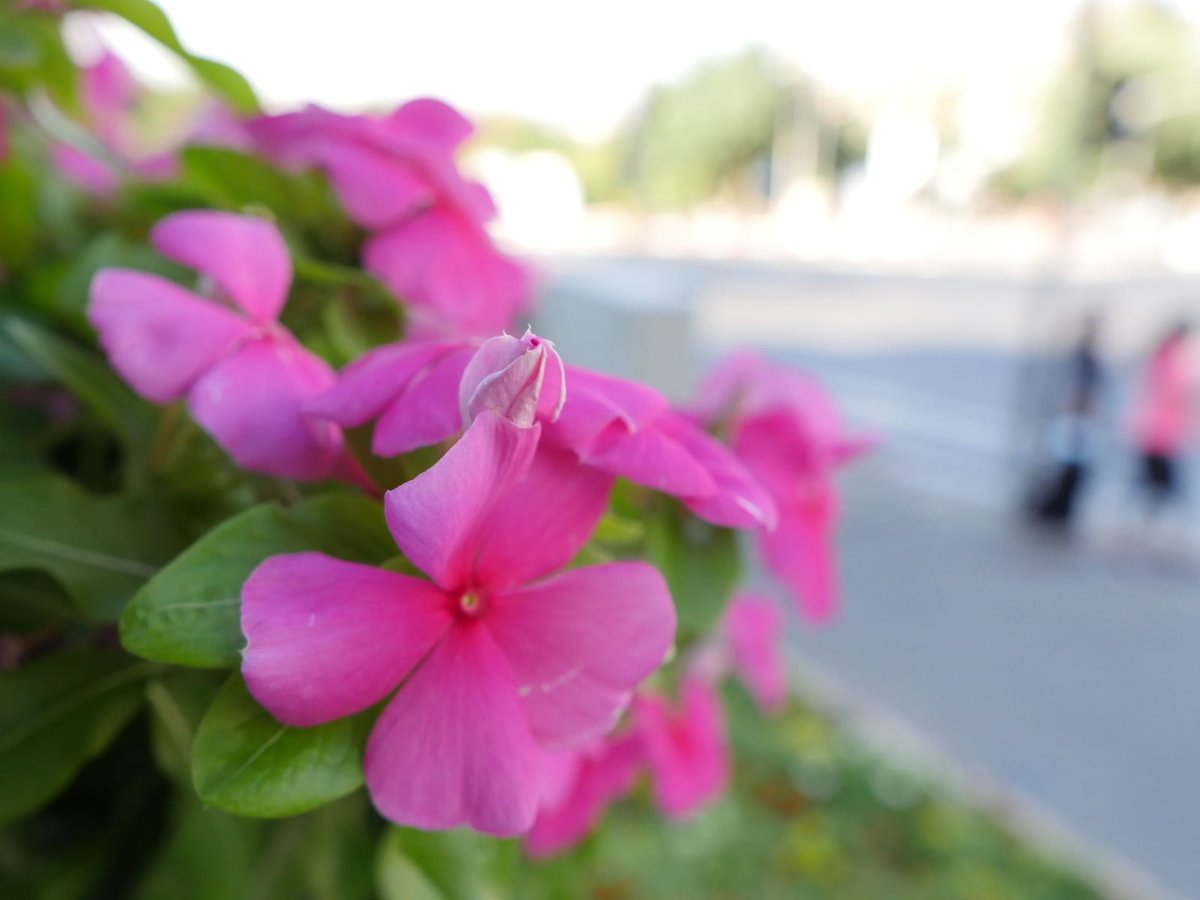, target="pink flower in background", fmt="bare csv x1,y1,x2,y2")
696,352,874,622
250,98,531,338
634,675,729,819
363,208,531,339
51,48,250,196
724,592,788,713
50,50,179,196
88,210,359,482
525,732,644,857
241,409,675,835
